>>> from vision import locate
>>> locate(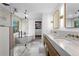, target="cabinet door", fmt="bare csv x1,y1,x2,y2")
44,36,60,56
0,27,9,56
